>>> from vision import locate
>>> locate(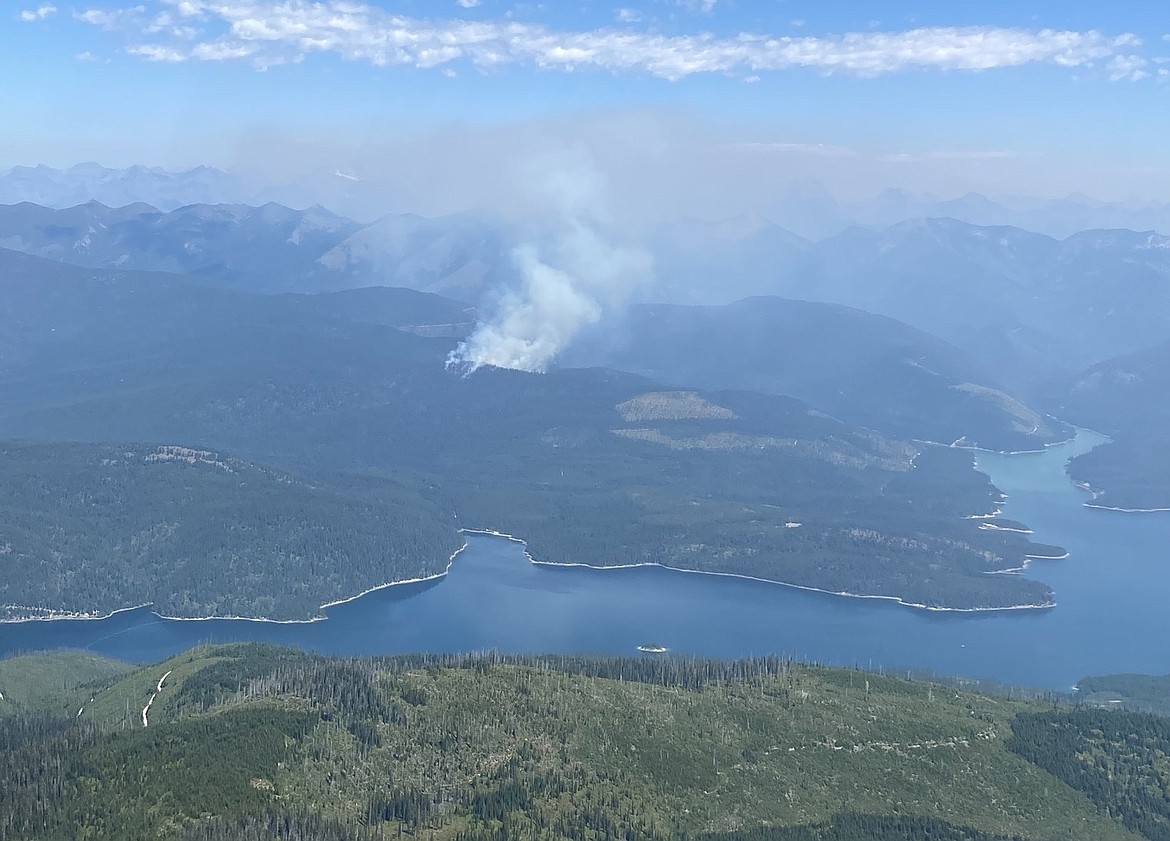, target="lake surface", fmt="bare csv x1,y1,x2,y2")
3,429,1168,688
